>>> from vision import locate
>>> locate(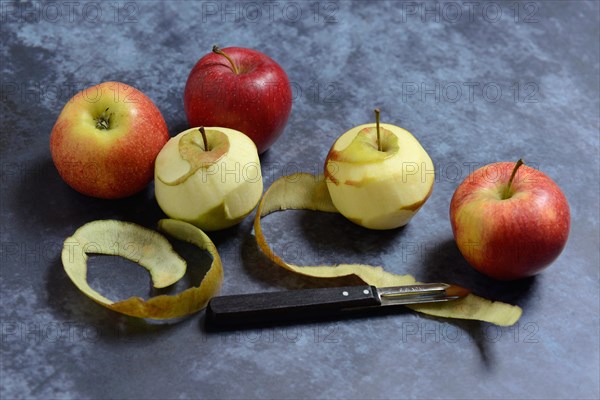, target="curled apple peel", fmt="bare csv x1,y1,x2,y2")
254,173,522,326
61,219,223,319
